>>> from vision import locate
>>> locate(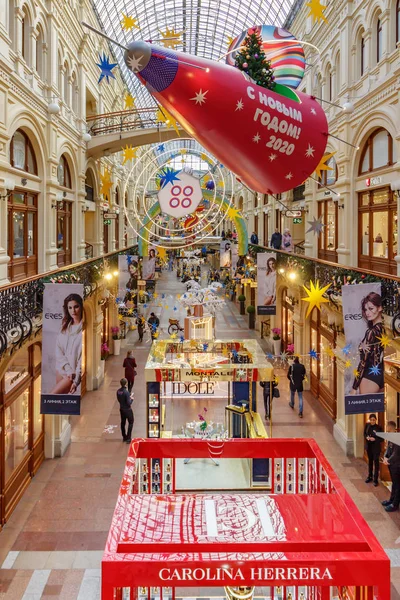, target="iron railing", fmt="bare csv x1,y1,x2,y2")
87,107,160,136
0,246,137,359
